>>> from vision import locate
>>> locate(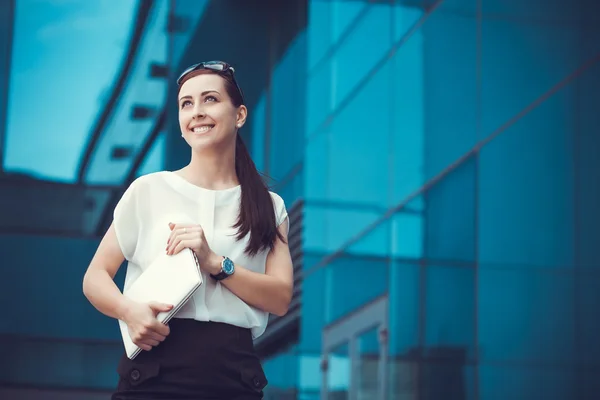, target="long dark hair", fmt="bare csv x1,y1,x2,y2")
179,69,285,256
